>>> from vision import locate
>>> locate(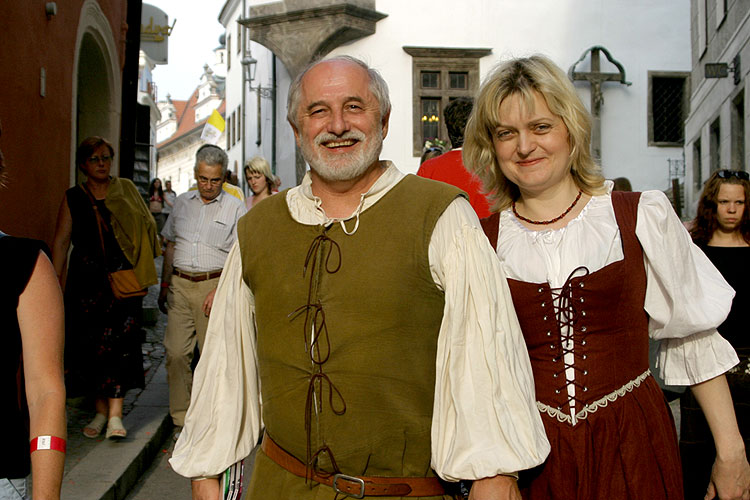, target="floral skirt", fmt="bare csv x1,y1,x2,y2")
64,253,144,399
